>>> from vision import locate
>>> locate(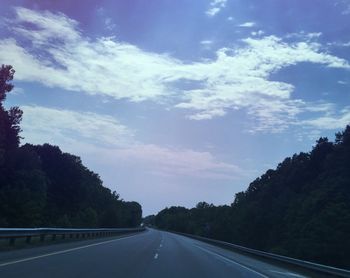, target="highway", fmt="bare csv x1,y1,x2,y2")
0,228,310,278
